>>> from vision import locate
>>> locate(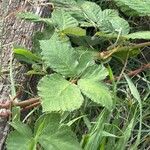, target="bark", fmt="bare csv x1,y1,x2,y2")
0,0,51,149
